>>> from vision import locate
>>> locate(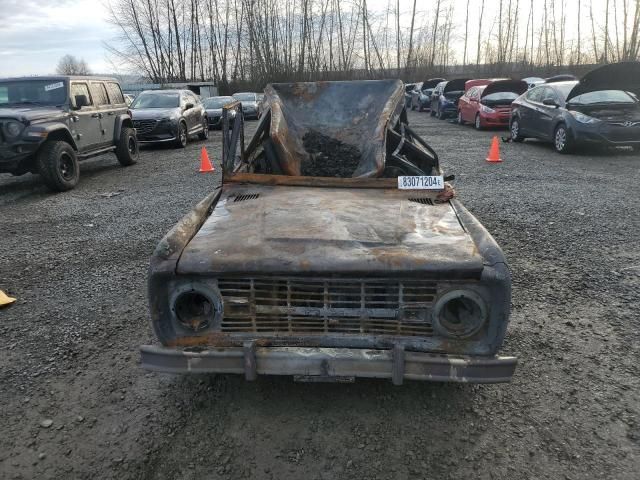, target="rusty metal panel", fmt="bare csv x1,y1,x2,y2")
176,184,483,276
262,80,405,177
217,276,438,337
139,345,518,383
